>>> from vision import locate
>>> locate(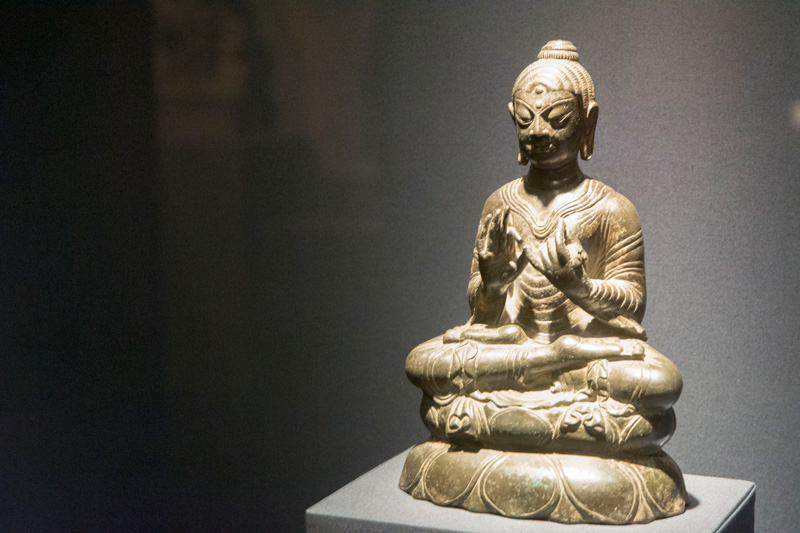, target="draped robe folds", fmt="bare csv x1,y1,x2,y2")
468,177,648,342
